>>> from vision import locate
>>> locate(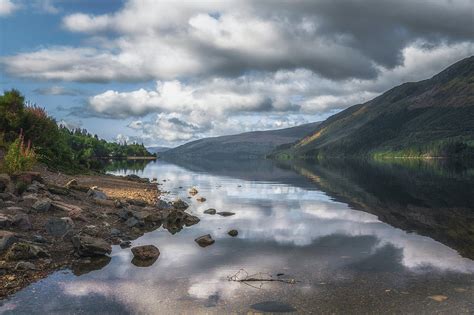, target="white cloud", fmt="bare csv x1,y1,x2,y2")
0,0,17,16
85,42,473,144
